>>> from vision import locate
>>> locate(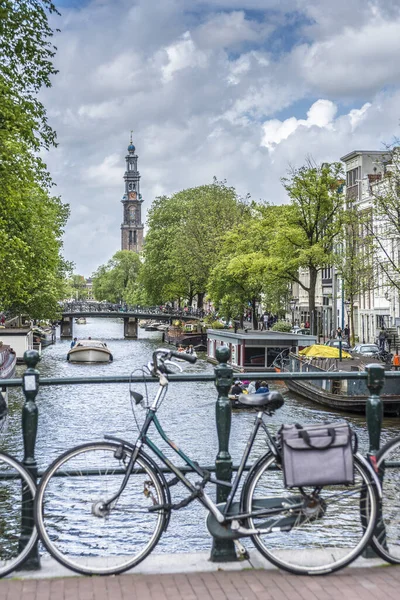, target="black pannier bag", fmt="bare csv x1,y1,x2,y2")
278,421,355,488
